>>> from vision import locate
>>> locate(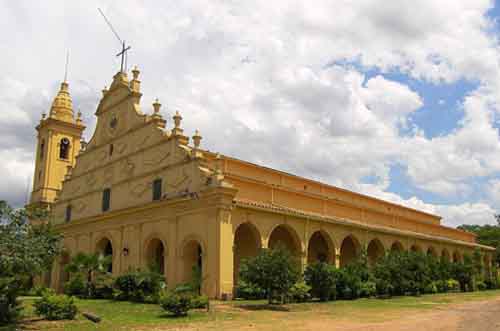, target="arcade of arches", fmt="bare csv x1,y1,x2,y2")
50,211,491,297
